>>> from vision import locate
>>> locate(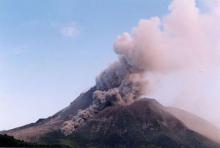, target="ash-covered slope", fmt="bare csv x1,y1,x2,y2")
2,87,220,148
167,107,220,144
0,87,96,142
72,99,220,148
